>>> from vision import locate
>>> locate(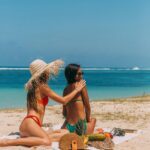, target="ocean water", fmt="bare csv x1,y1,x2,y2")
0,67,150,108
